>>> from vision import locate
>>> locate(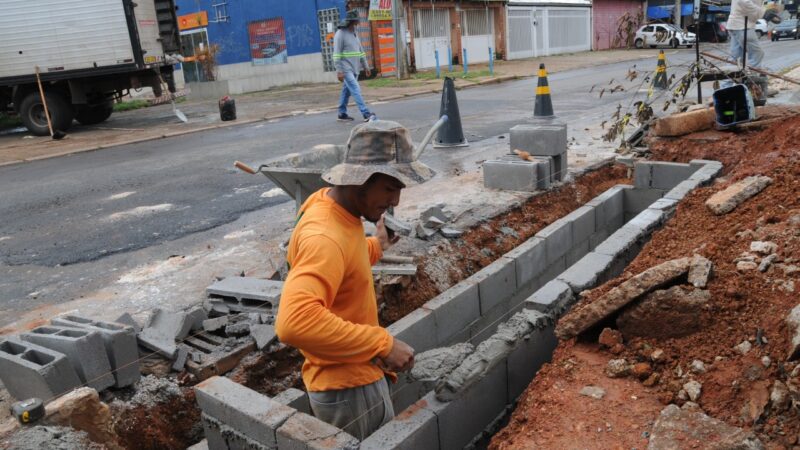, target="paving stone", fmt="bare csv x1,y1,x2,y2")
361,399,439,450
473,256,517,315
504,237,546,288
558,252,616,294
51,315,140,388
524,279,574,315
207,277,283,310
535,217,573,265
250,324,277,350
21,326,115,392
276,412,358,450
423,281,480,346
0,337,81,401
195,376,295,447
273,388,311,415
